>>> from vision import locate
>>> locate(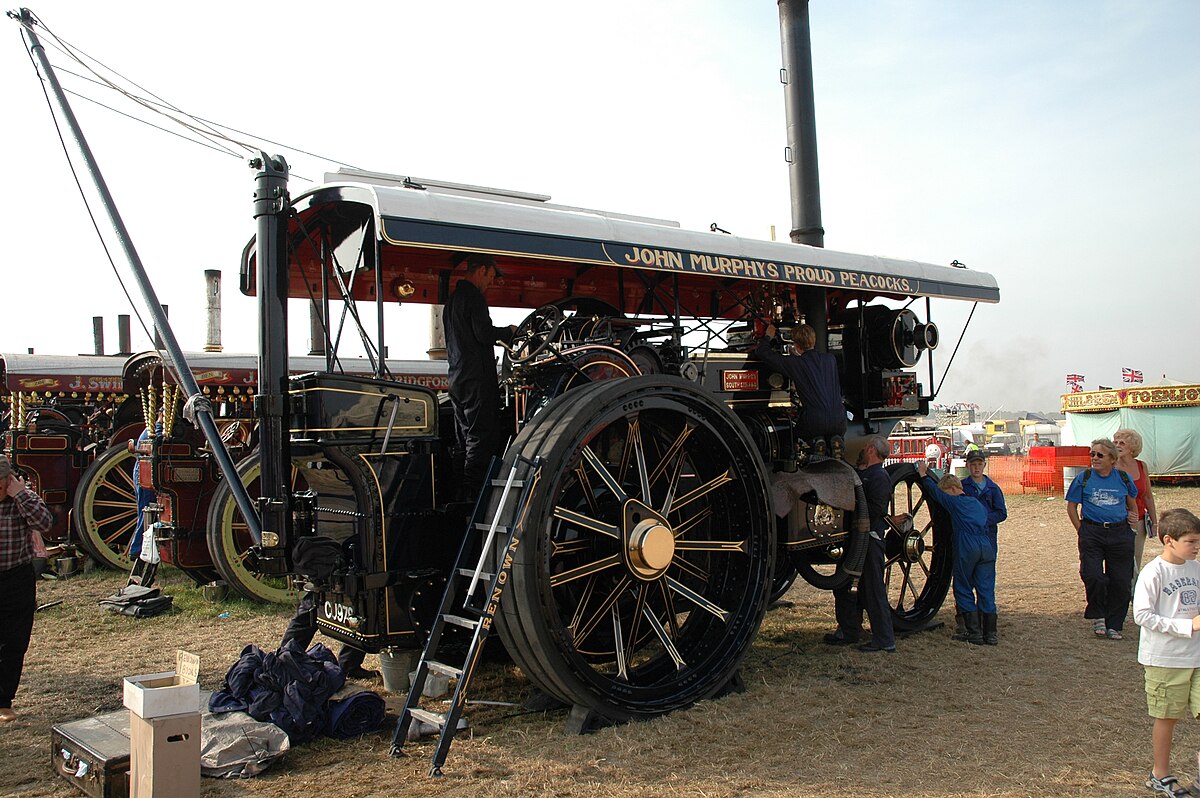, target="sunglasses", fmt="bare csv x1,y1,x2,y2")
1089,451,1109,458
